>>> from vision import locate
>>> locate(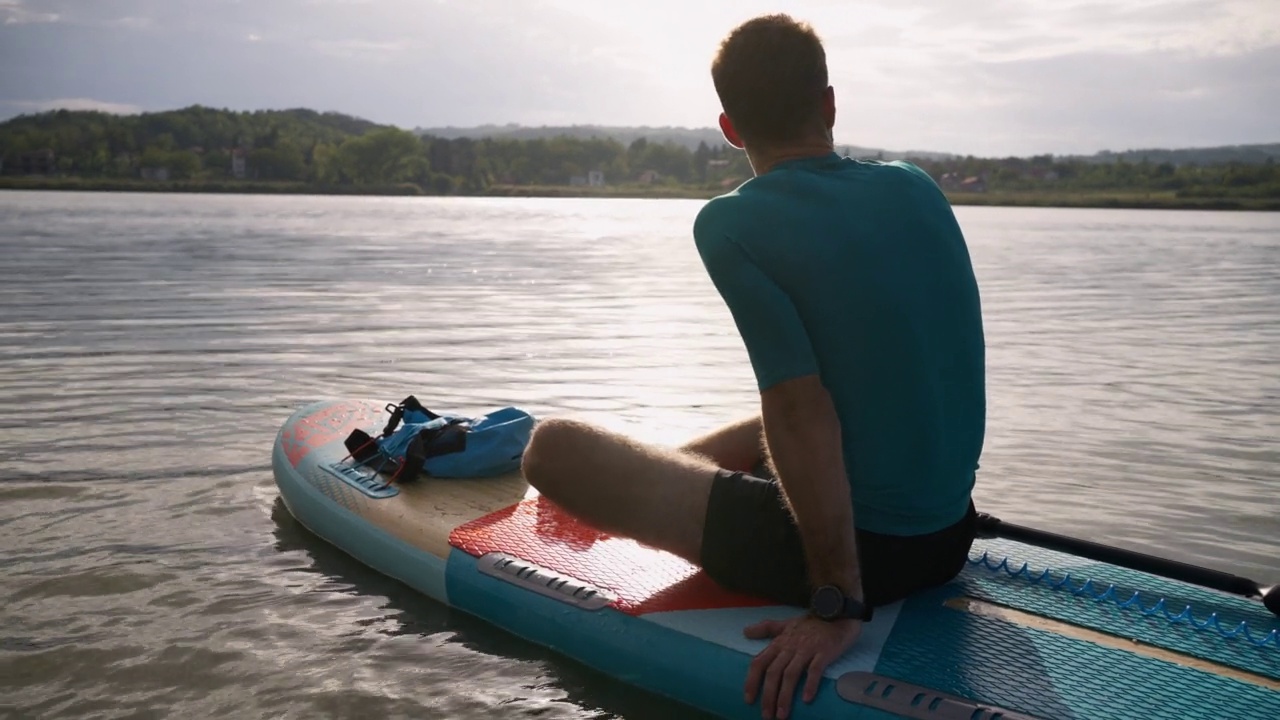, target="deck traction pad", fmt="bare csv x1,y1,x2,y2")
449,497,773,615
